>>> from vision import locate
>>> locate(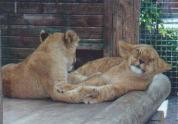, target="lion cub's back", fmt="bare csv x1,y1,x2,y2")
2,63,48,98
76,57,124,76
